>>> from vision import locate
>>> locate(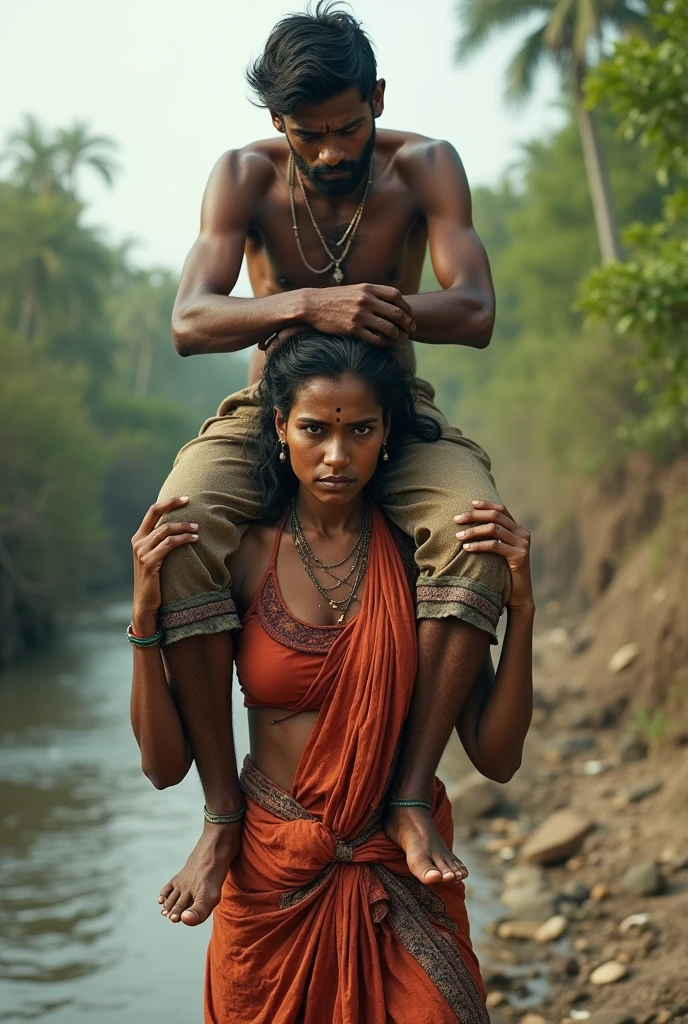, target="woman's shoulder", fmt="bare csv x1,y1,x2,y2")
228,522,280,611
